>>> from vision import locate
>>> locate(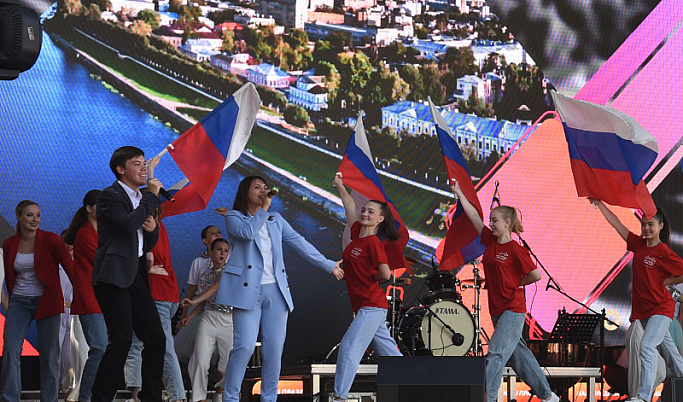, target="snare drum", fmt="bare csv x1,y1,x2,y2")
398,299,475,356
